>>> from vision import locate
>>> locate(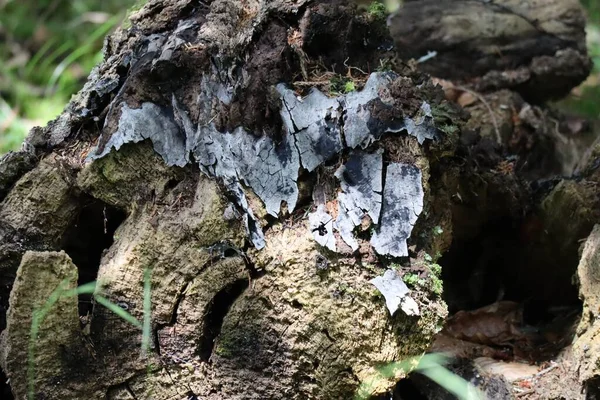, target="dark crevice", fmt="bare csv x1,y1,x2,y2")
440,215,582,316
185,390,199,400
198,279,249,362
153,325,163,357
586,377,600,399
371,376,427,400
291,299,303,309
125,383,137,400
155,244,261,356
0,366,13,400
60,198,126,317
322,328,336,342
438,211,583,361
